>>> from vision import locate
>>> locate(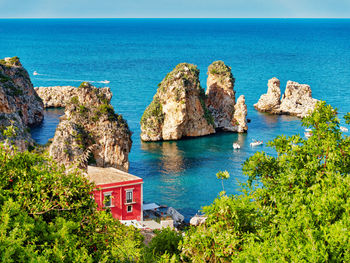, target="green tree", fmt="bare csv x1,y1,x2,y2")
216,170,230,193
0,143,144,262
181,101,350,262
